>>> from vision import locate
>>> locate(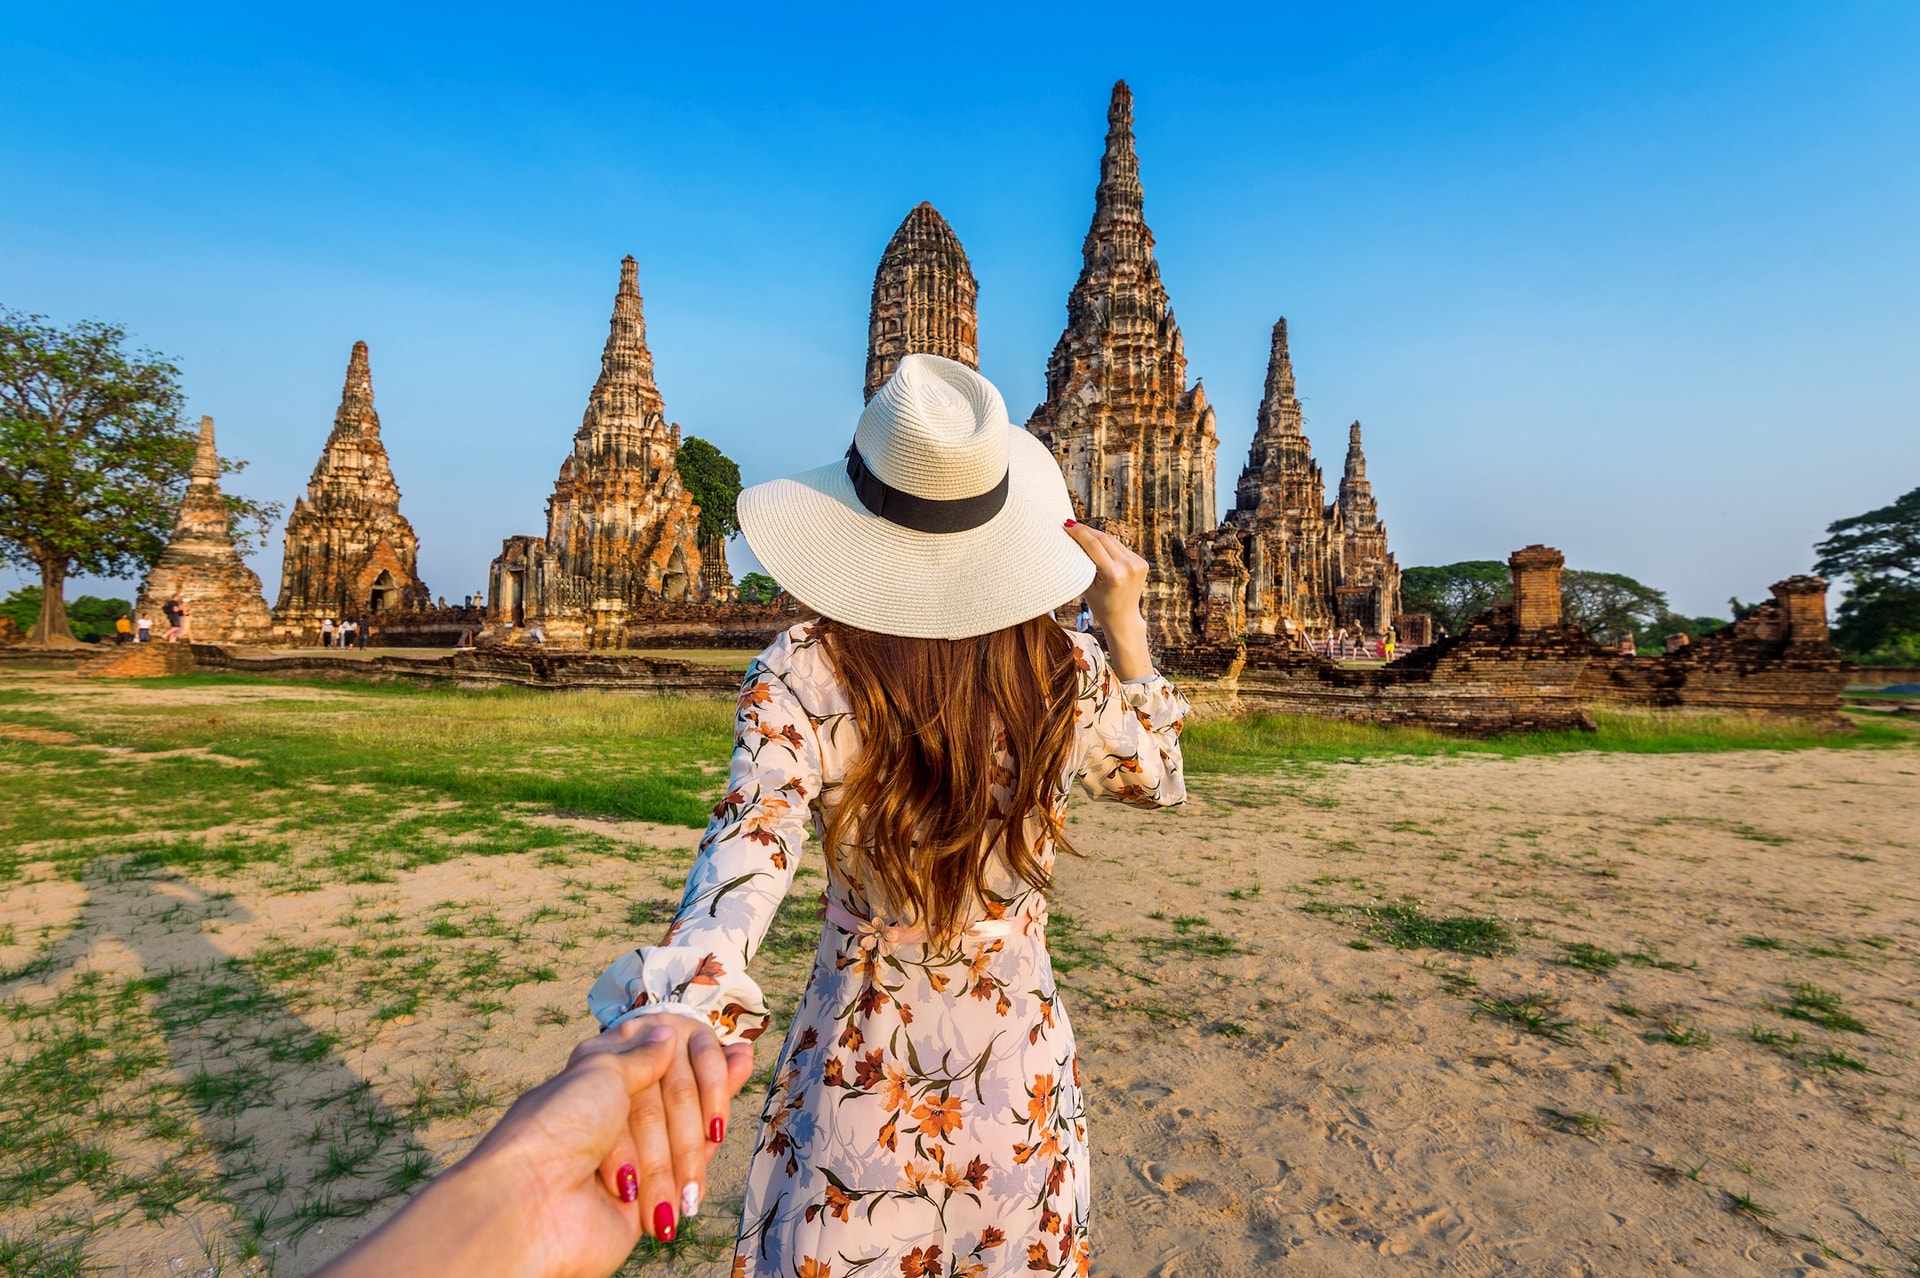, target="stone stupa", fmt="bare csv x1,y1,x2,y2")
135,416,274,643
